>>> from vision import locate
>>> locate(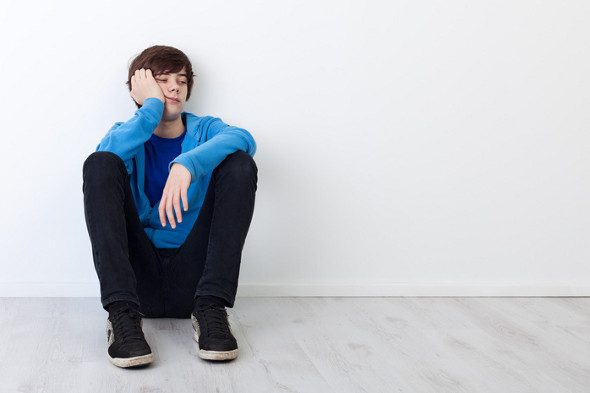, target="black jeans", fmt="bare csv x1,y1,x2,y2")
82,150,257,318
